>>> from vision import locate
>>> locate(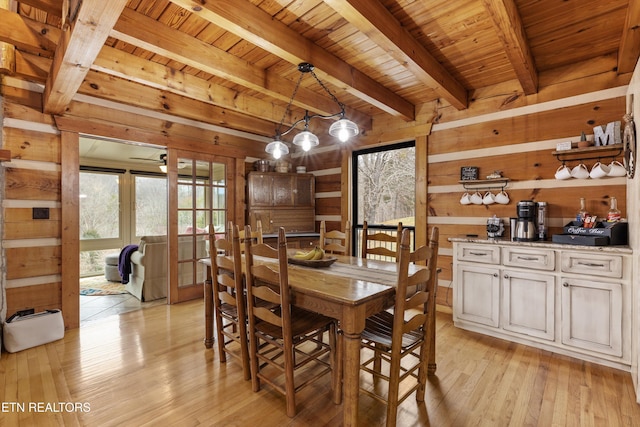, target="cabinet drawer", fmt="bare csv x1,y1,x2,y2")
457,244,500,264
560,252,623,278
502,247,555,271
